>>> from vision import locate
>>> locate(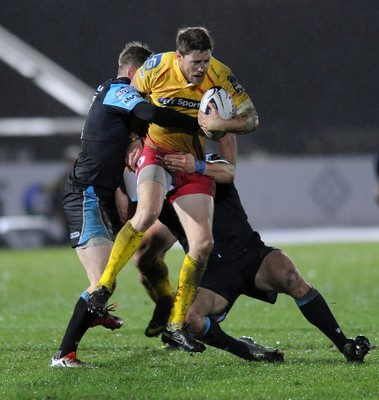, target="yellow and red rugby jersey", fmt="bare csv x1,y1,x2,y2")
133,51,250,159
